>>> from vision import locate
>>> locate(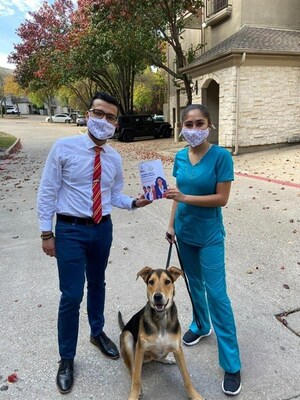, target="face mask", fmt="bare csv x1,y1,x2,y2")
180,128,209,147
87,117,116,140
